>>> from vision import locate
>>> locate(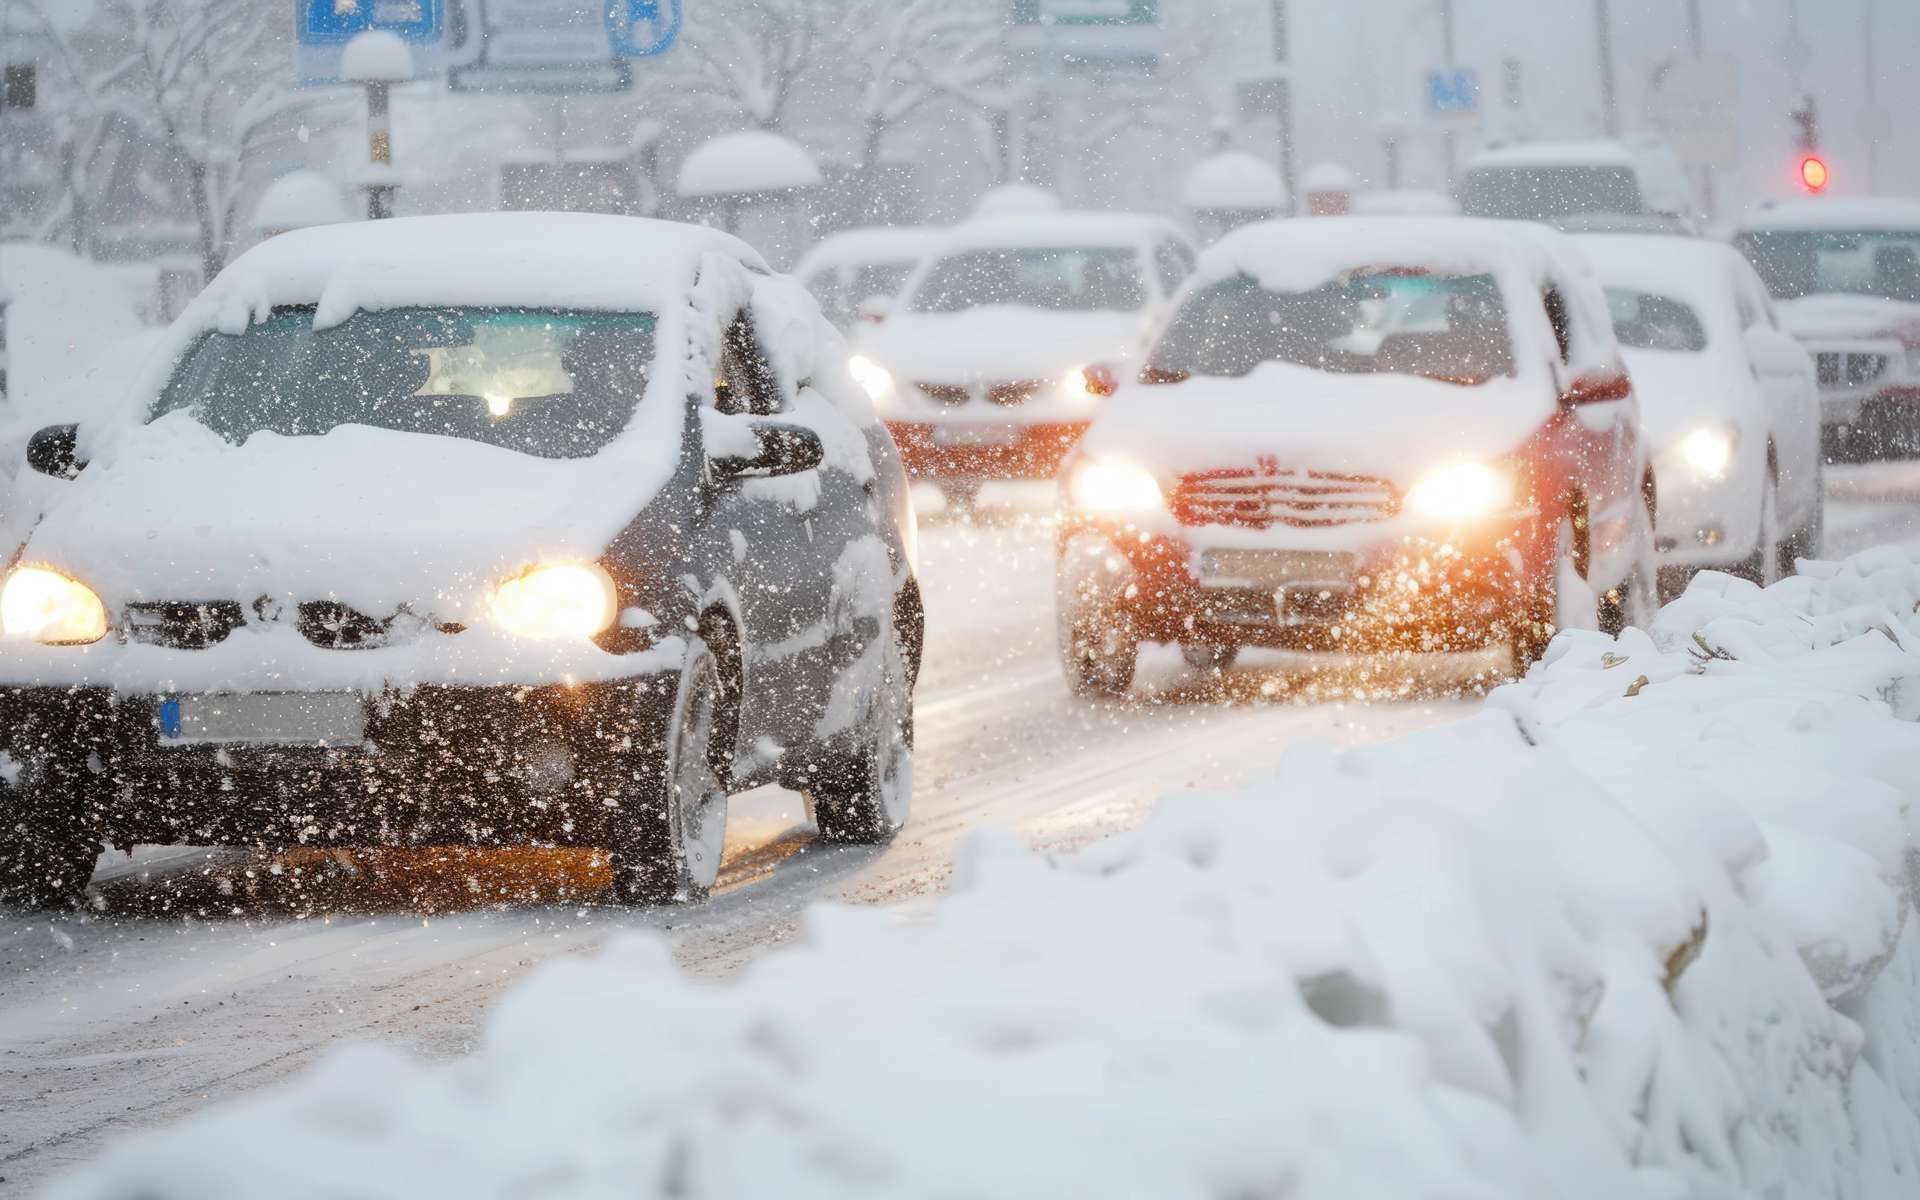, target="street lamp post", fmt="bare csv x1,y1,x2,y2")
340,31,414,221
1595,0,1619,136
